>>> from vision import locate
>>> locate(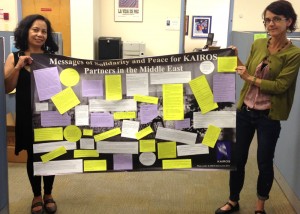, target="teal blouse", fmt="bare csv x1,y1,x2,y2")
237,38,300,120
